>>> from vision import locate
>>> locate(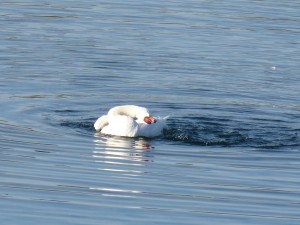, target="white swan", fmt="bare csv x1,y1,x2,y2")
94,105,167,138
